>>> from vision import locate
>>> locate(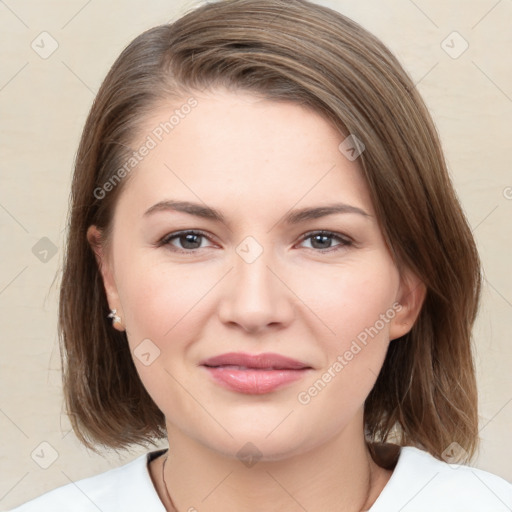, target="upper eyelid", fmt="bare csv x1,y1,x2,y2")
160,229,215,243
299,230,352,242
